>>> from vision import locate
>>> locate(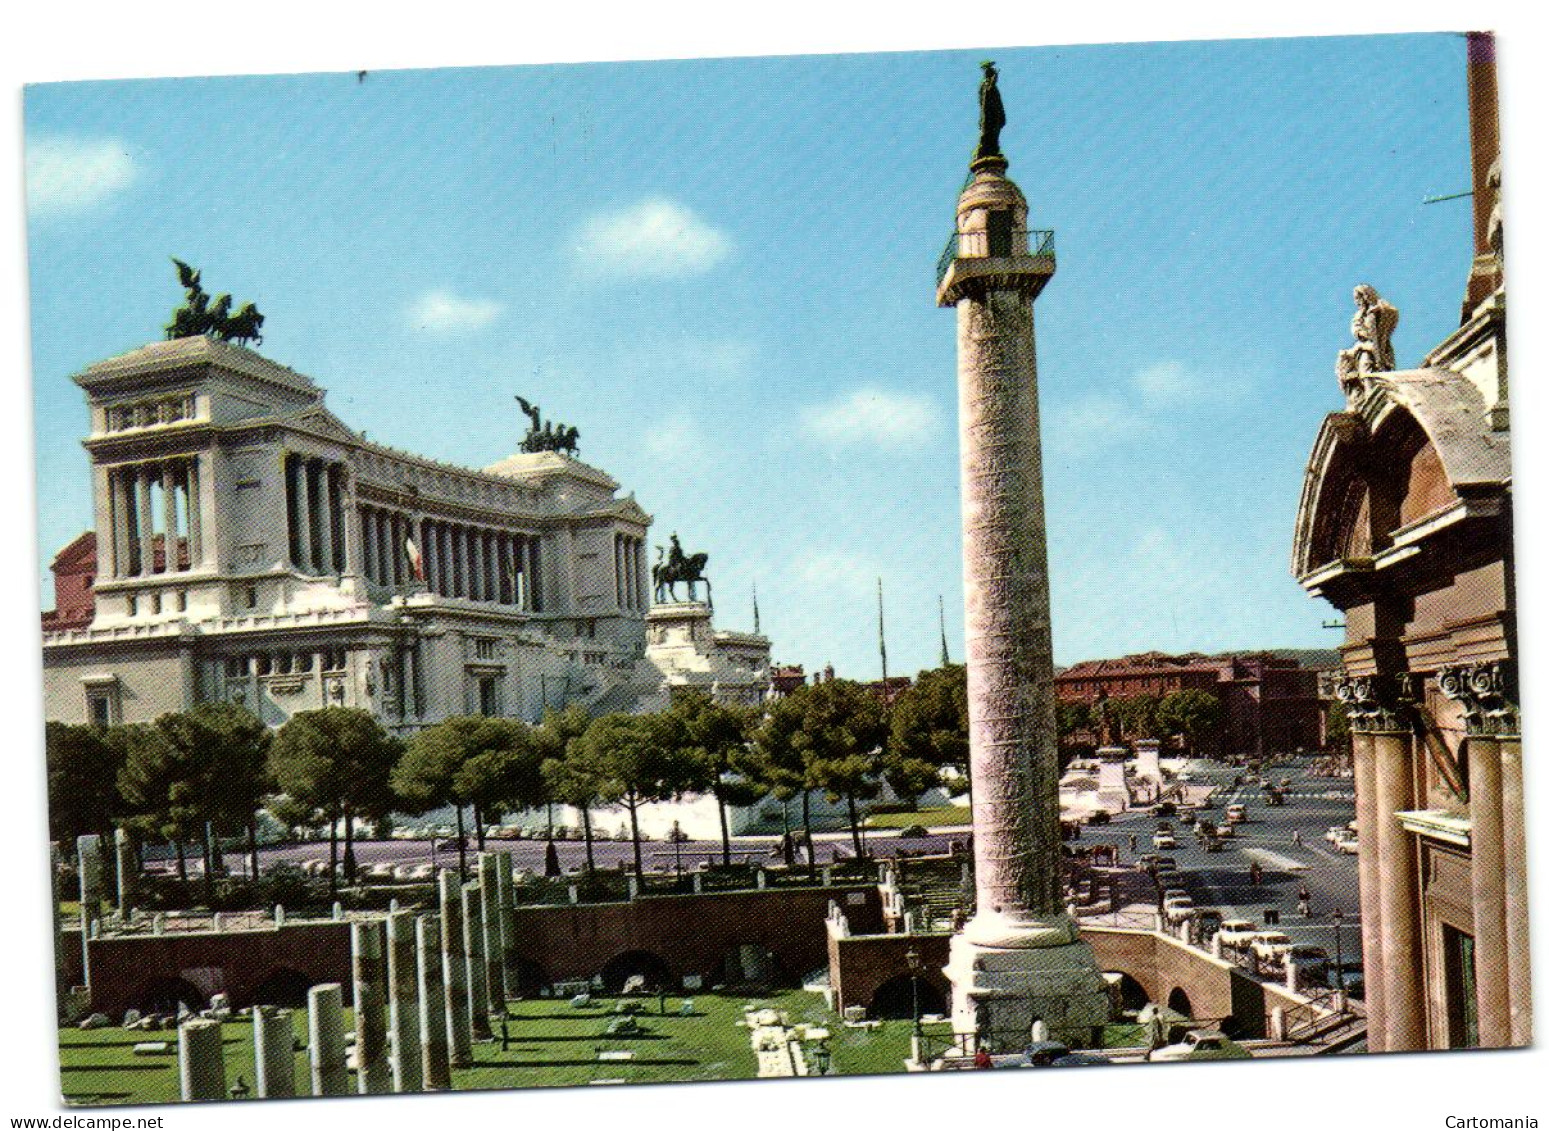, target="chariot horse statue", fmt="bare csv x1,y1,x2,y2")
653,533,711,607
